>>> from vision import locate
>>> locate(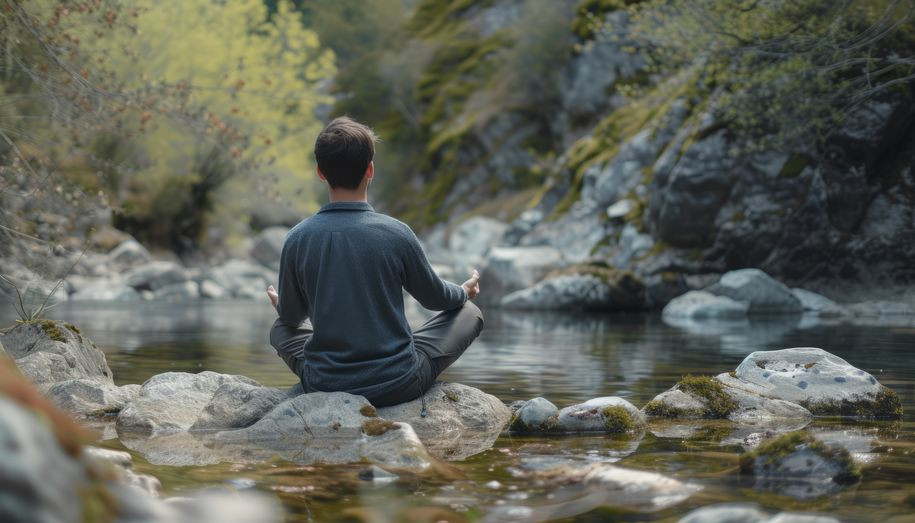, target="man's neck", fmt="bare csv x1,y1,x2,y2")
328,189,368,203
